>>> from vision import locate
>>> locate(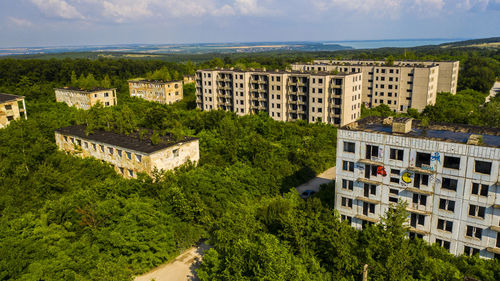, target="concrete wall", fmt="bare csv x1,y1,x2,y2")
55,89,117,110
0,99,25,129
336,128,500,258
55,132,199,178
129,81,183,105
